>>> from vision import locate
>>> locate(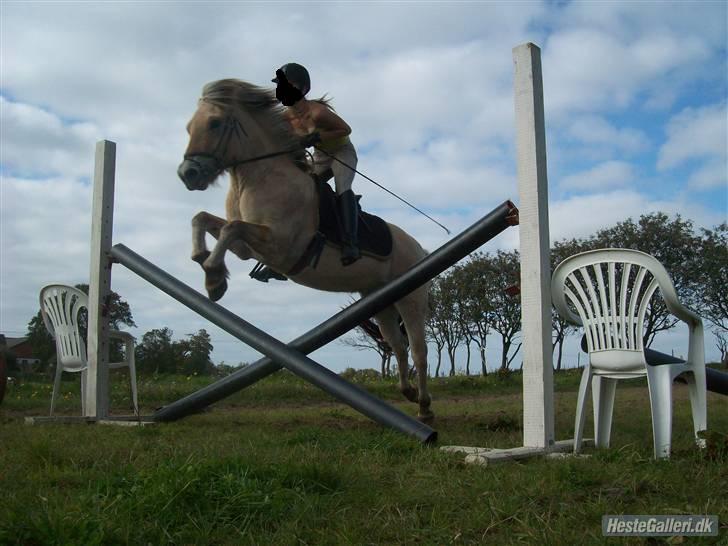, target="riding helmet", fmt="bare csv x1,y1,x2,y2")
272,63,311,96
